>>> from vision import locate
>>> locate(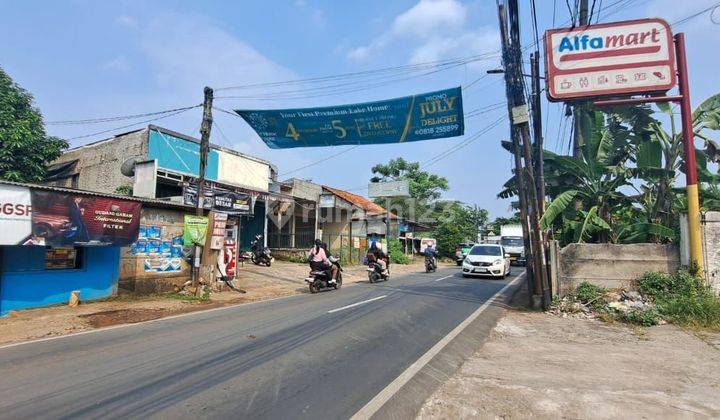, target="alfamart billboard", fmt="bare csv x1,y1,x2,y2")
545,18,676,101
236,87,464,149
